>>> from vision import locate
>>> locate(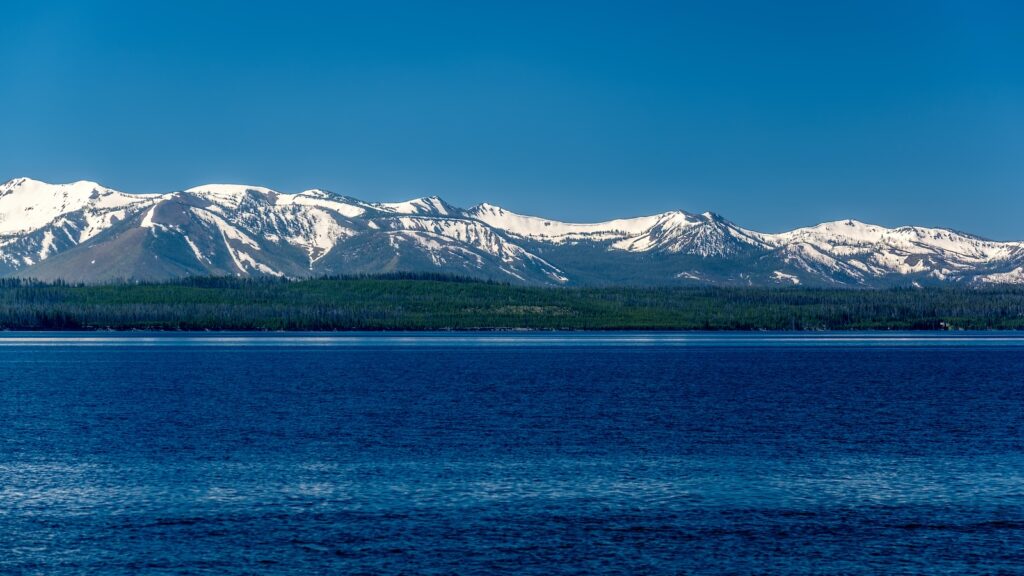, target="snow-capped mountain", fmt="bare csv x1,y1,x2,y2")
2,177,1022,286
